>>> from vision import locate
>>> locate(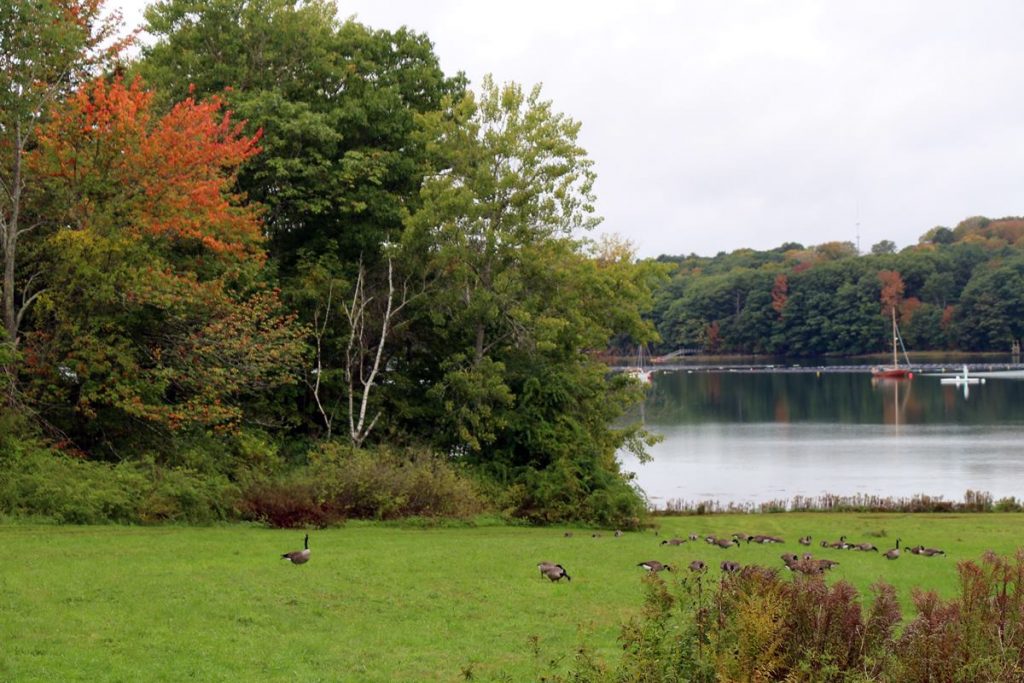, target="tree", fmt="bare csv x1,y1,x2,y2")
1,0,127,377
401,76,658,523
953,258,1024,351
138,0,465,272
871,240,897,255
25,77,306,459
